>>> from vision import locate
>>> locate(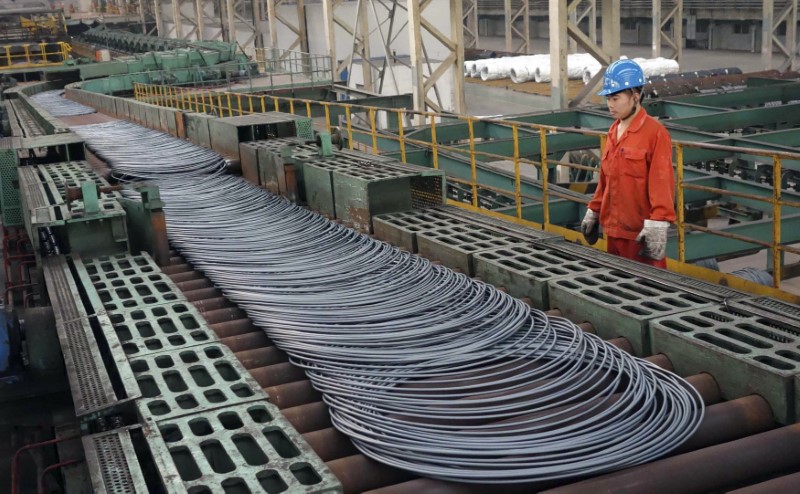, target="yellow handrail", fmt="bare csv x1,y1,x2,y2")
131,81,800,299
